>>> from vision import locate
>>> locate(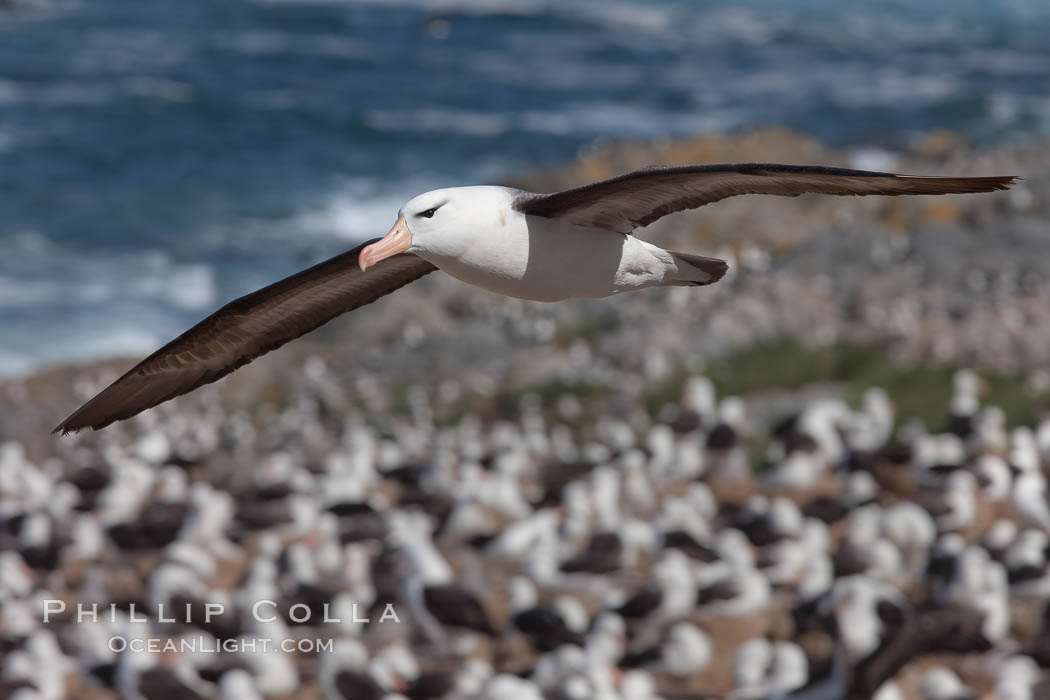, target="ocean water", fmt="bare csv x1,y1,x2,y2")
1,0,1049,376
